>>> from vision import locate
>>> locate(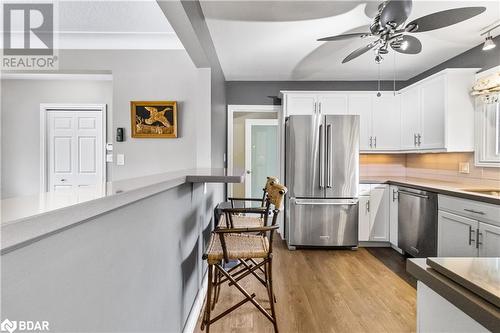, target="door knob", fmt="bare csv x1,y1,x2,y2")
246,170,251,174
61,179,67,182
